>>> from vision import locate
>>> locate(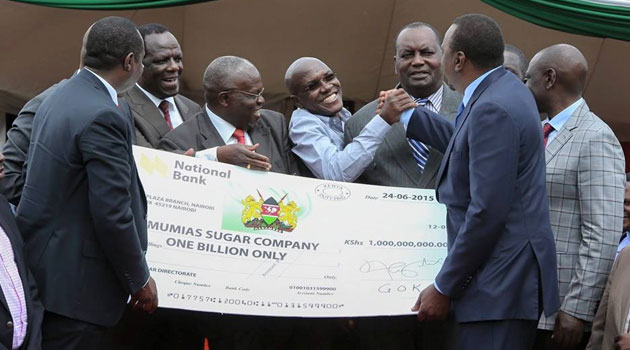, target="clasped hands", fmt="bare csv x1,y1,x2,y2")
411,284,450,321
376,89,418,125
